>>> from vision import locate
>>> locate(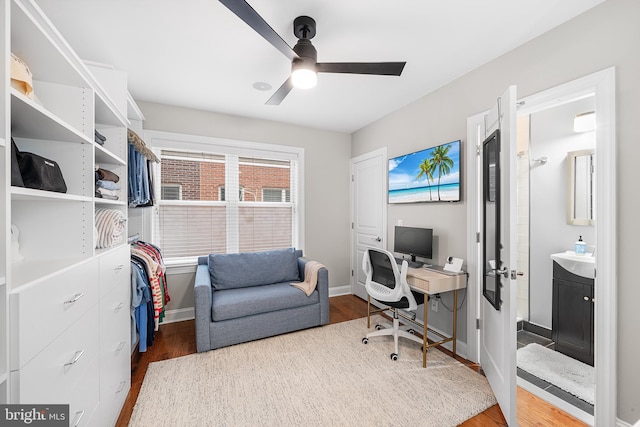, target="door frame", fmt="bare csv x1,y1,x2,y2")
350,147,388,297
466,67,616,425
